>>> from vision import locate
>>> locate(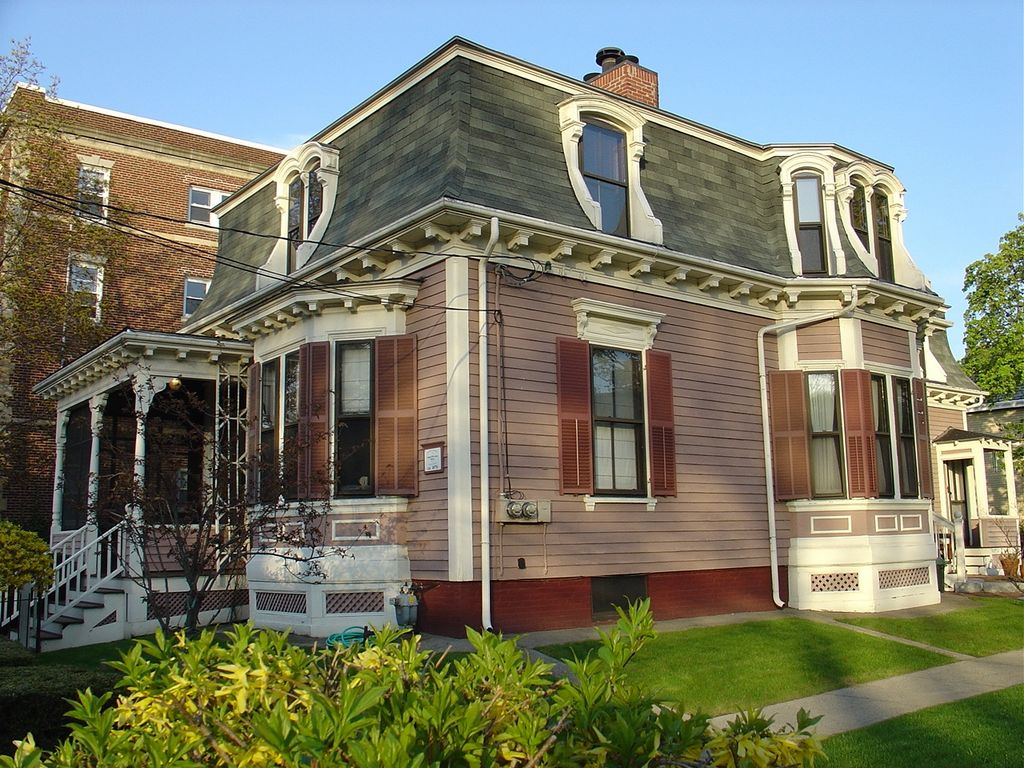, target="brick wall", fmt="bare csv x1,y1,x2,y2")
590,61,659,108
1,89,282,534
415,567,784,635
